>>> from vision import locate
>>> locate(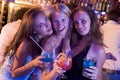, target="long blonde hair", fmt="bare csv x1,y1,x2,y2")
49,3,71,39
